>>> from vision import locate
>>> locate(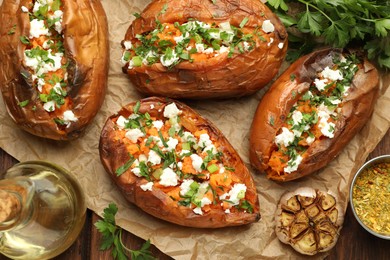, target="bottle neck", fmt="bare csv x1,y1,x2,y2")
0,177,35,231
